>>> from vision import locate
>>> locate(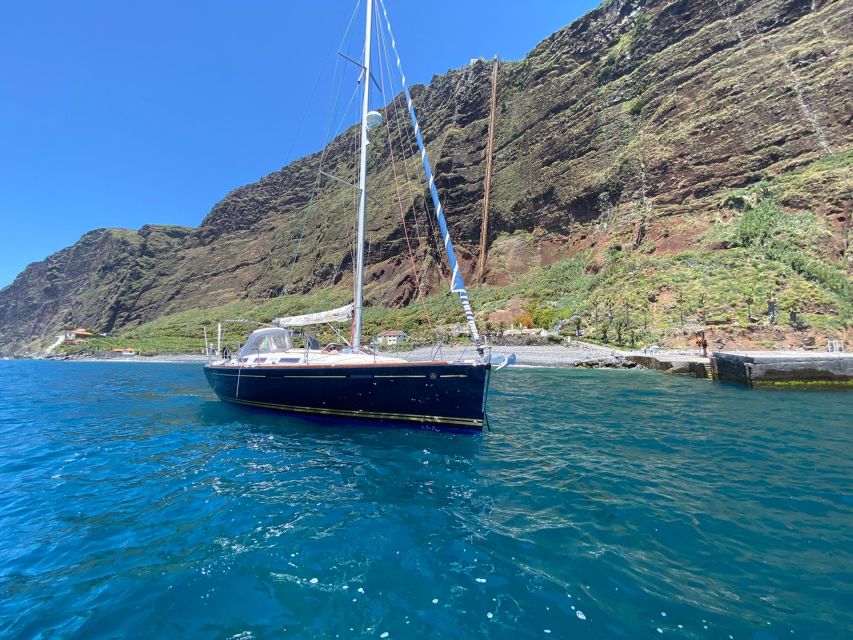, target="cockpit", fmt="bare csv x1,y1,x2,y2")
236,327,324,365
239,328,293,358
